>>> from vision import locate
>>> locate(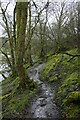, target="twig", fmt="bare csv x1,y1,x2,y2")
64,52,80,57
0,71,7,79
0,49,12,69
